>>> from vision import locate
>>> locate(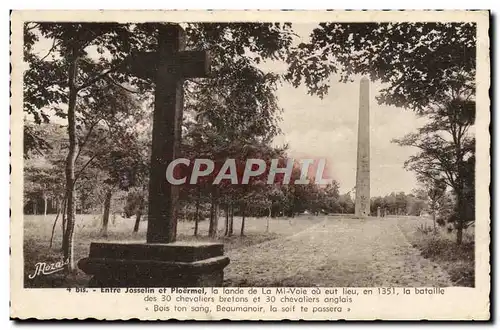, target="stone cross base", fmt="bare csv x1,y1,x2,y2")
78,241,230,287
